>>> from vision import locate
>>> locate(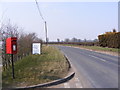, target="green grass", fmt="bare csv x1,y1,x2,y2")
2,46,69,87
78,46,119,52
57,44,119,53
